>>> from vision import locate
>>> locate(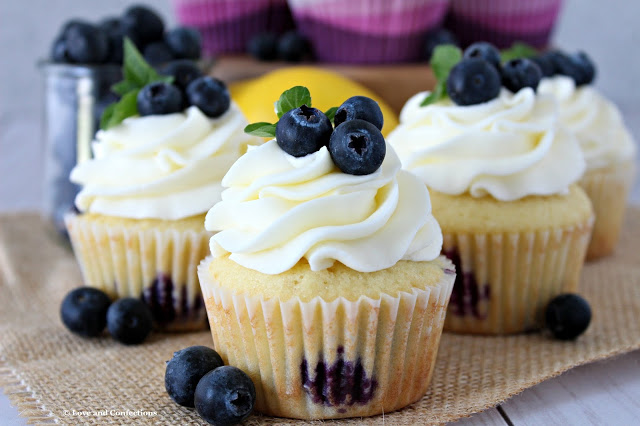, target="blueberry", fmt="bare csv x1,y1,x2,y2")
65,22,109,64
143,41,175,65
531,53,556,77
137,82,184,116
51,37,70,63
160,60,203,91
546,51,596,86
186,76,230,118
165,27,202,60
334,96,384,131
423,28,459,62
501,58,542,93
463,42,502,70
60,287,111,337
275,105,332,157
106,298,153,345
99,17,125,63
166,346,224,407
329,119,386,175
545,294,591,340
447,58,501,106
195,366,256,426
60,19,91,38
247,32,279,61
569,52,596,86
277,31,311,62
122,5,165,46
